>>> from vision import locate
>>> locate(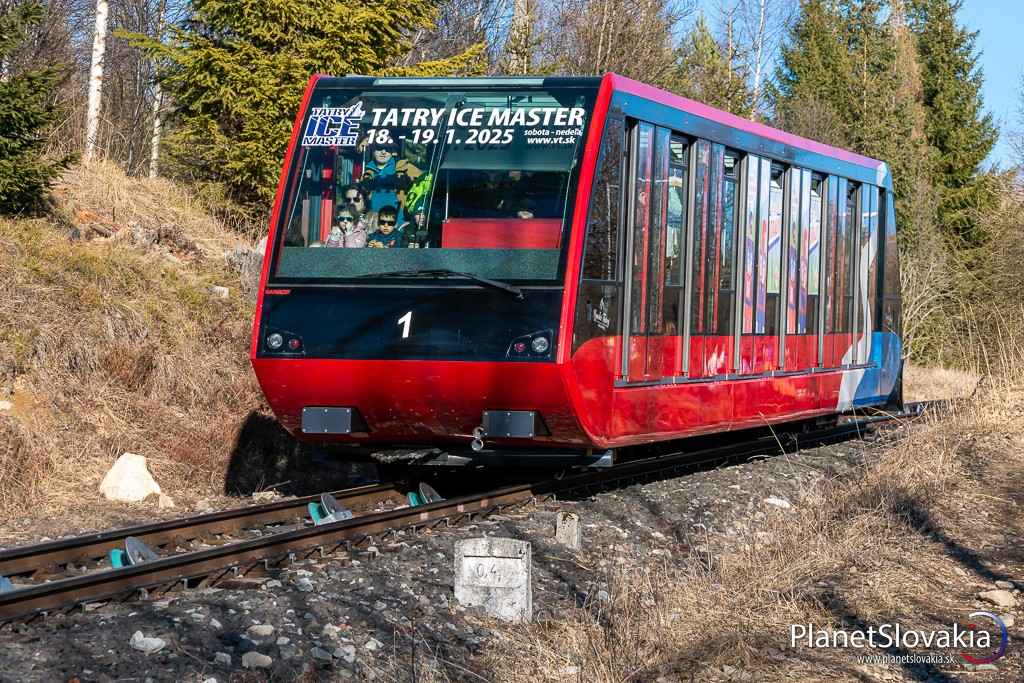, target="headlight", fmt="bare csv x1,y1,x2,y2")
531,336,549,354
266,332,284,350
